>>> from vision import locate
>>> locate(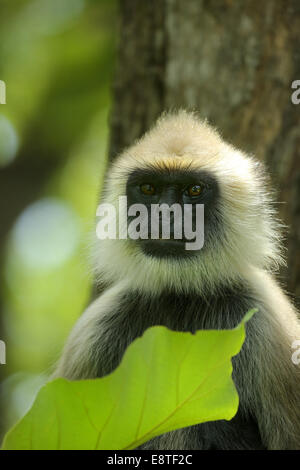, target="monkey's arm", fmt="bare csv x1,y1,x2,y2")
209,267,300,450
52,282,129,380
243,270,300,450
